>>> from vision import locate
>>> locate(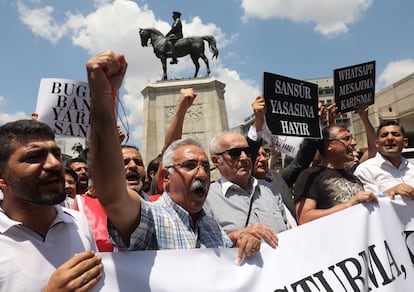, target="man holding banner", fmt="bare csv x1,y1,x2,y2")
87,50,261,263
294,124,379,224
354,120,414,198
205,131,286,245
